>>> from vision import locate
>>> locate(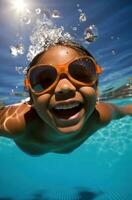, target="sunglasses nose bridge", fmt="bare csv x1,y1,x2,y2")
56,63,68,77
59,63,68,73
